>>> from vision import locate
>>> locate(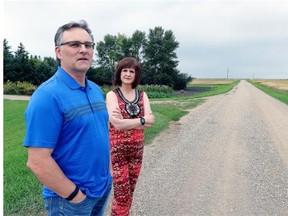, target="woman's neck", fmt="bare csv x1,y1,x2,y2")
119,84,133,93
119,85,135,101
